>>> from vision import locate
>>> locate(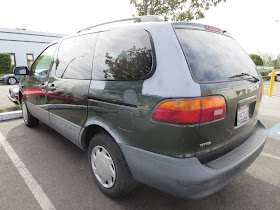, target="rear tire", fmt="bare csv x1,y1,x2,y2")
88,133,136,198
21,98,39,127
